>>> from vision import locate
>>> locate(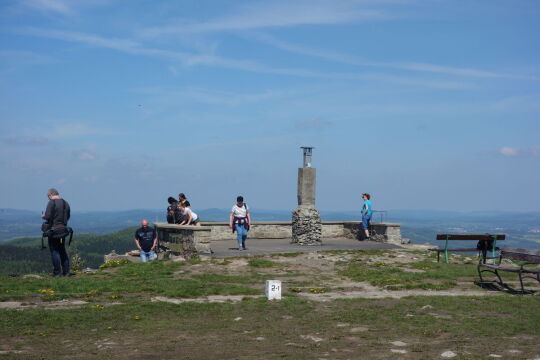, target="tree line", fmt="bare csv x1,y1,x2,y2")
0,227,138,276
